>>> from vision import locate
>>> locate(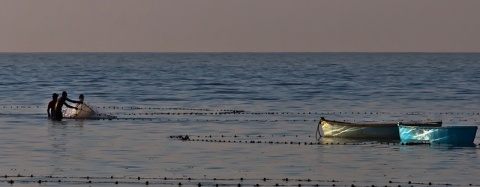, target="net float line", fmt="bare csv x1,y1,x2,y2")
59,118,480,123
169,135,480,148
0,114,478,123
171,134,317,138
1,106,480,116
88,112,480,116
1,175,478,187
2,109,478,120
1,105,235,111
